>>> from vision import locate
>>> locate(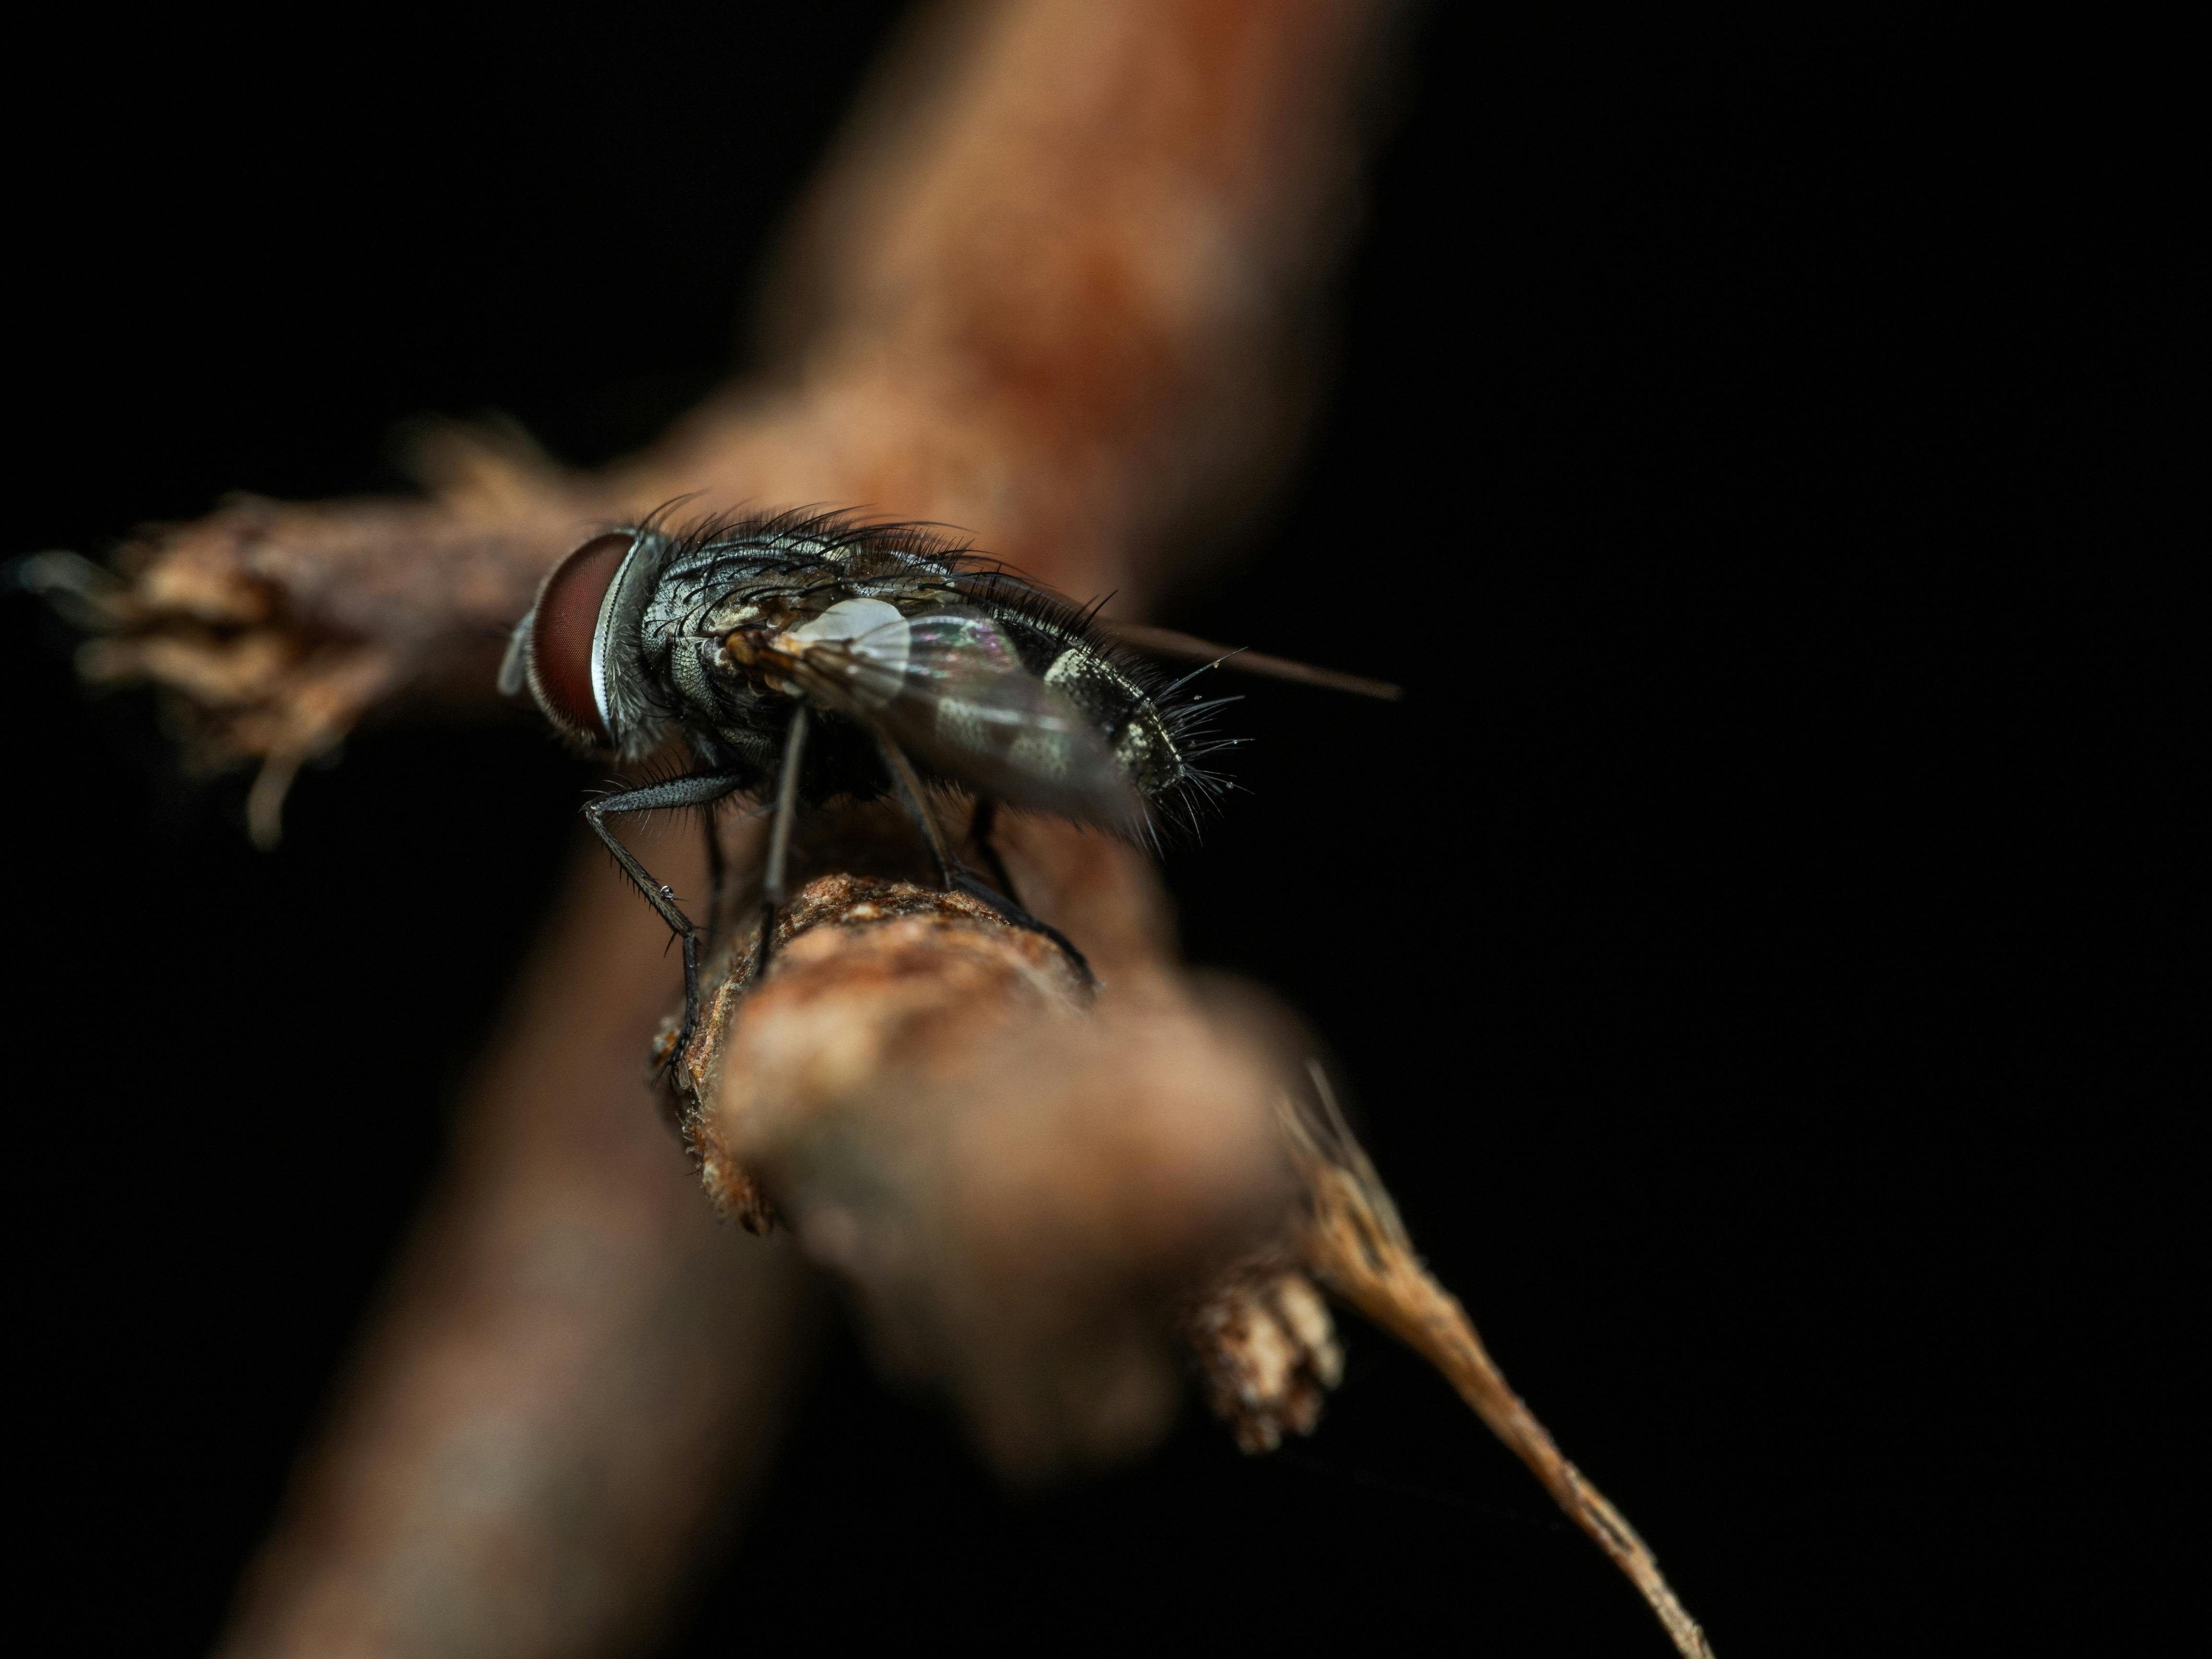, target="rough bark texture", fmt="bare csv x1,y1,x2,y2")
671,810,1313,1482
